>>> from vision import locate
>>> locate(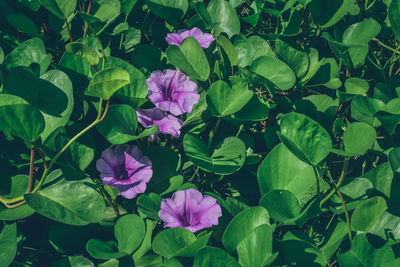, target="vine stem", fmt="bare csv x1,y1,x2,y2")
313,166,321,196
320,158,349,207
327,170,352,241
0,99,109,206
64,18,73,42
27,145,35,193
373,38,400,55
83,0,93,38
